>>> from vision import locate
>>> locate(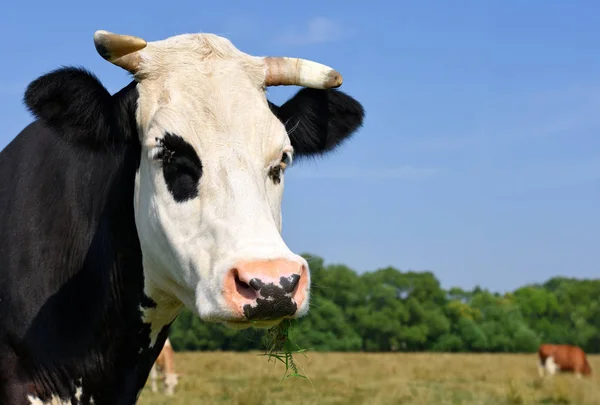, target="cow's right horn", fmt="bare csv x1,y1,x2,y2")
263,57,343,89
93,30,147,74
